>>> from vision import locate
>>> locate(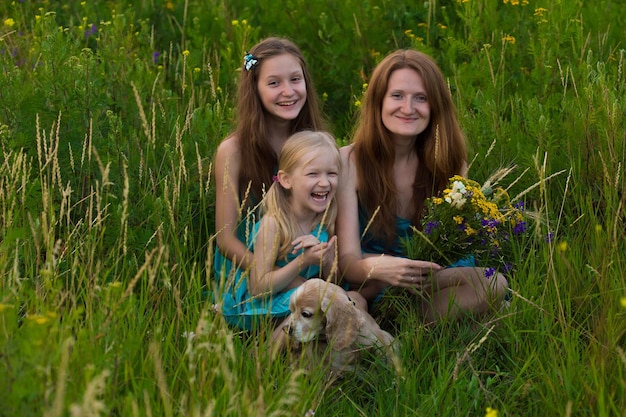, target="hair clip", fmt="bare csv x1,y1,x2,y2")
243,52,258,71
272,175,280,183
